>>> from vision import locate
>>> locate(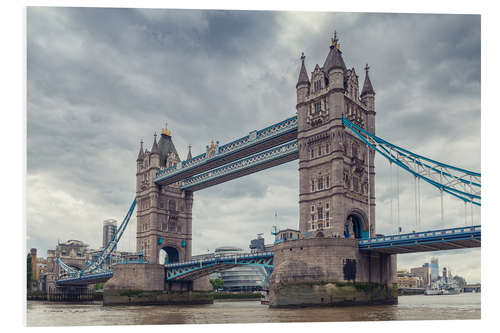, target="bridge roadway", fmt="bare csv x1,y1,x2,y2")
155,116,297,187
358,225,481,254
55,225,480,285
